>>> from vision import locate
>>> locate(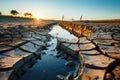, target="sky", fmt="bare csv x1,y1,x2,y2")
0,0,120,20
